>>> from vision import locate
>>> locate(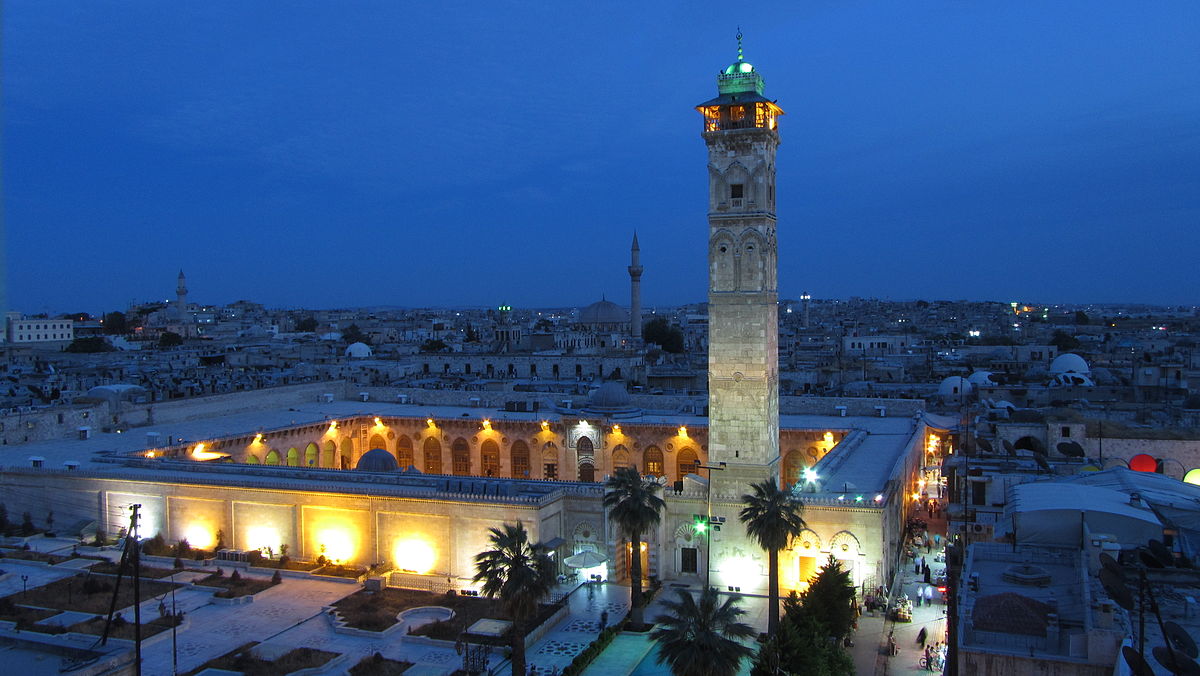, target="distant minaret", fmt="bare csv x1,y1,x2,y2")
176,270,188,321
801,292,811,329
628,233,643,342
